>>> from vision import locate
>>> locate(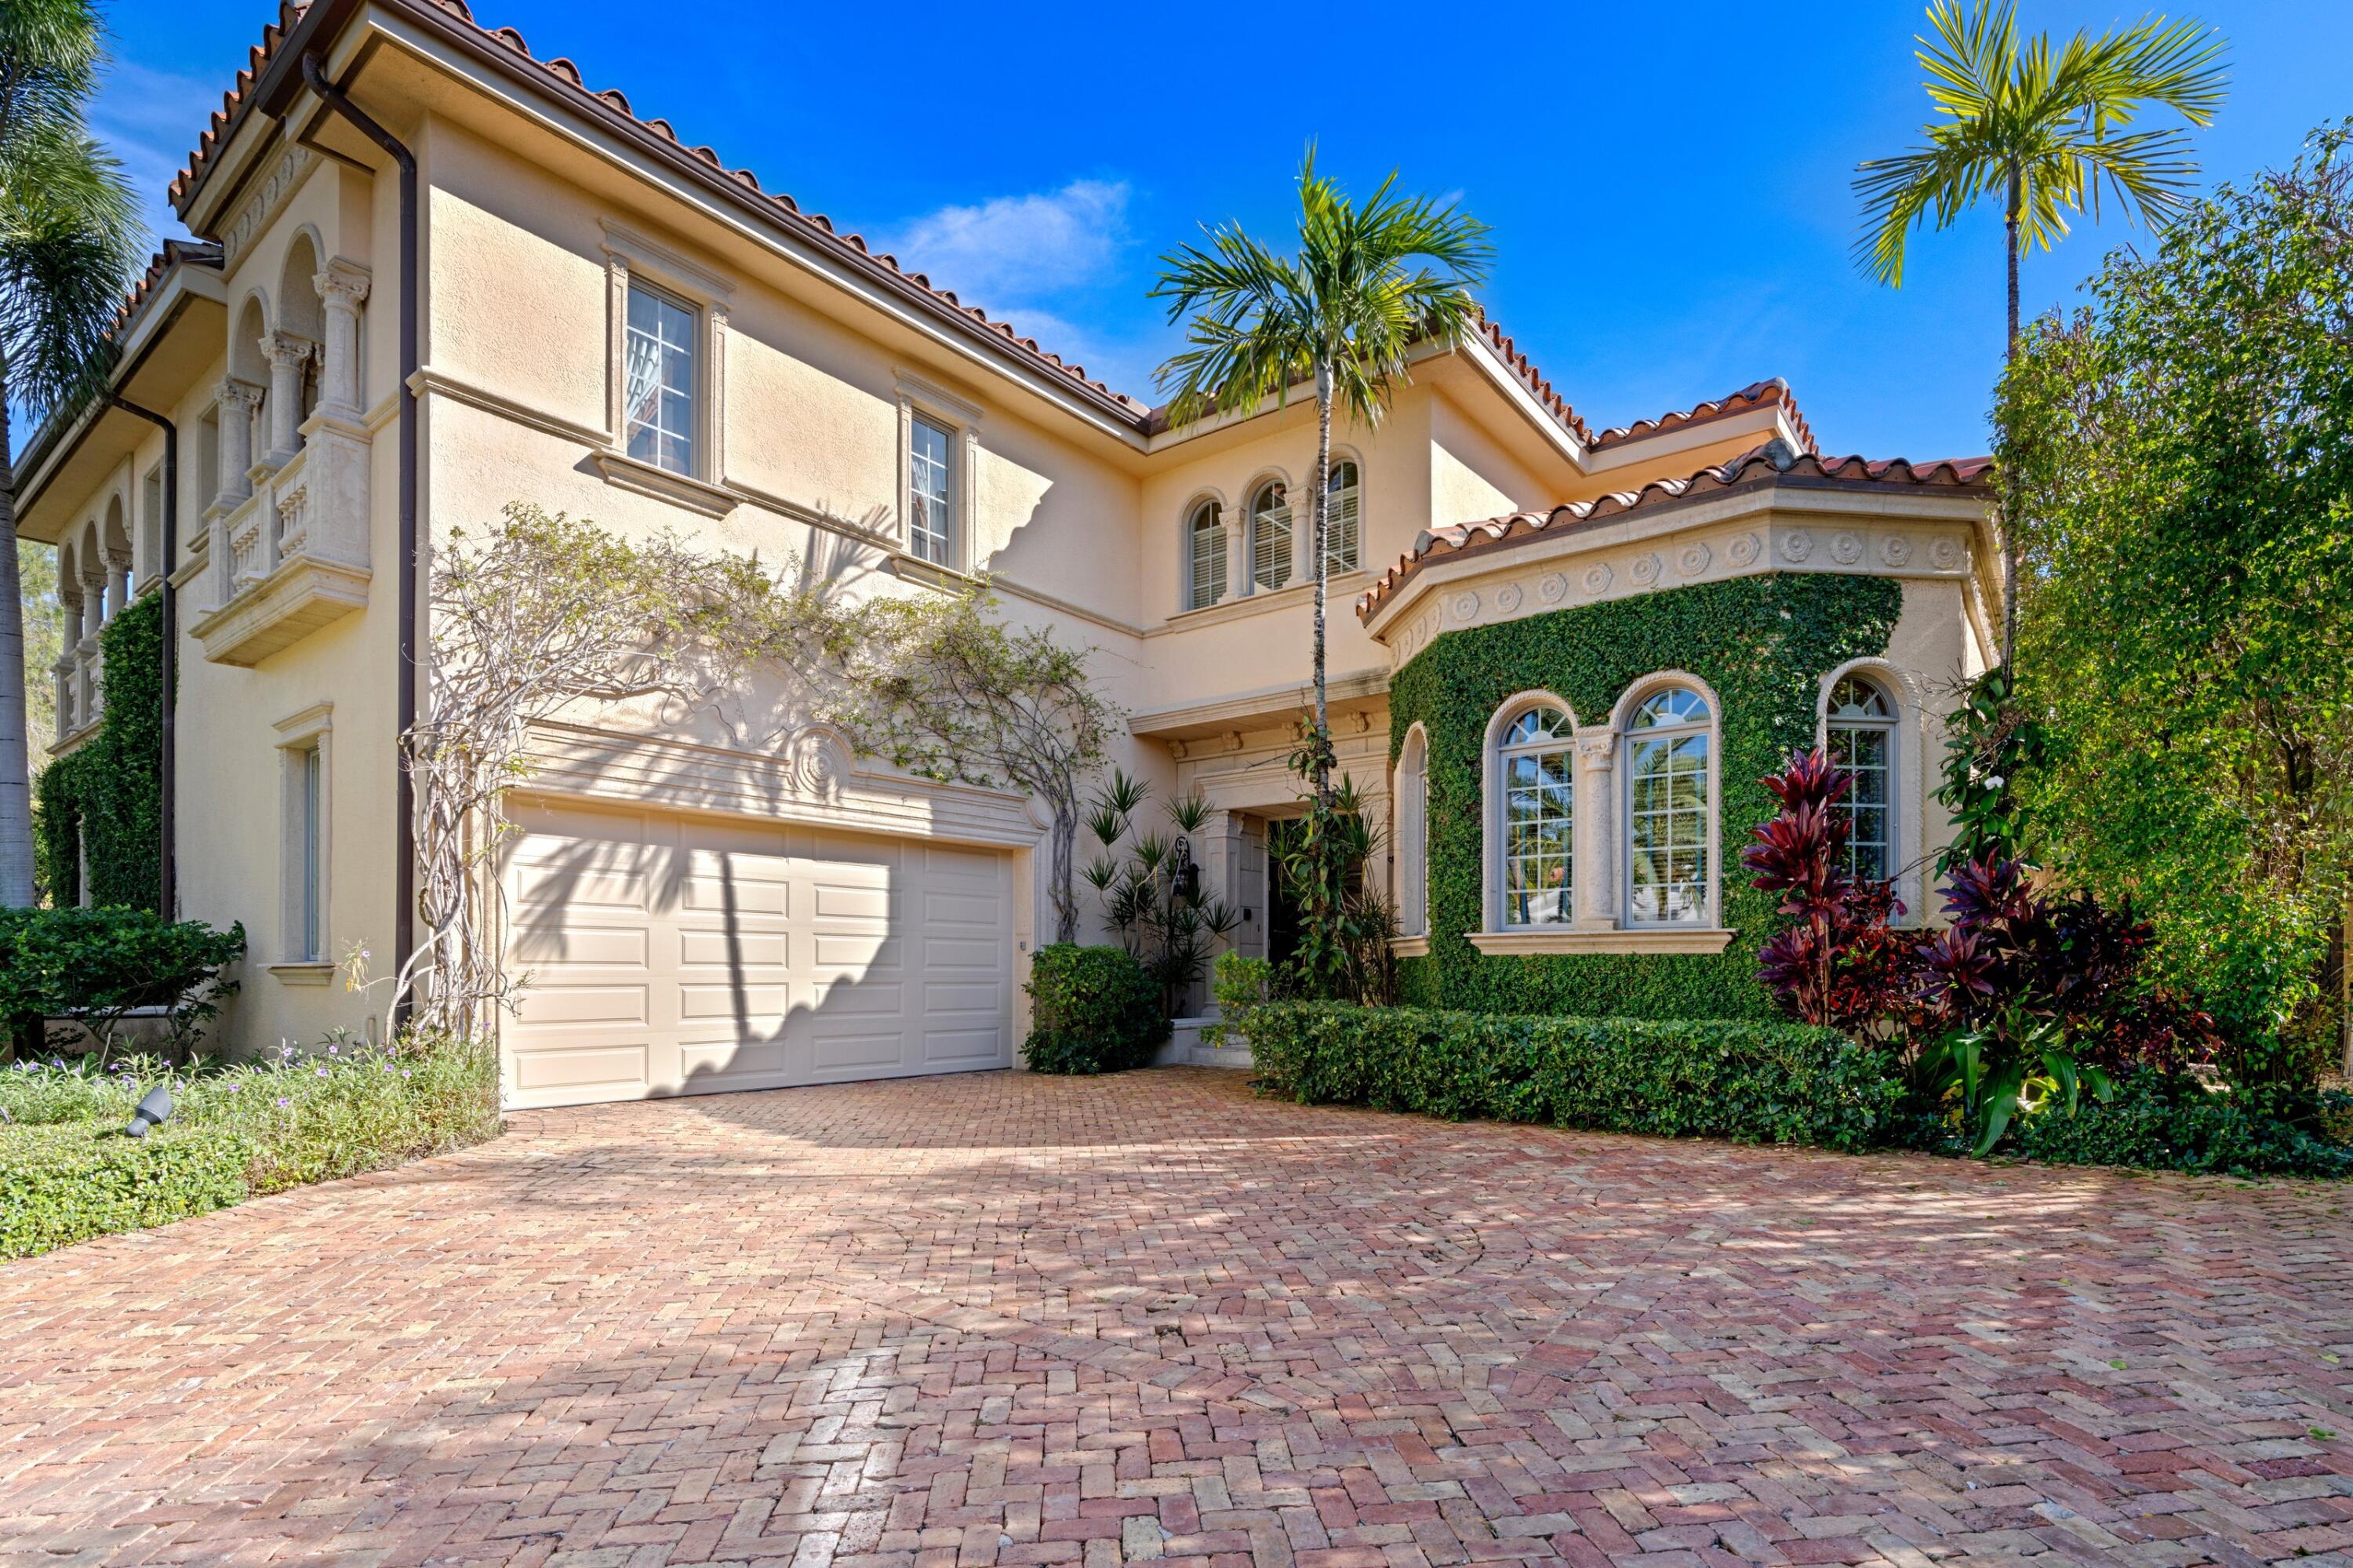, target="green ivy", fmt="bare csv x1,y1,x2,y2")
34,591,168,912
1387,572,1907,1020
